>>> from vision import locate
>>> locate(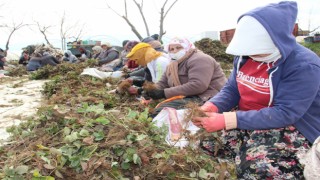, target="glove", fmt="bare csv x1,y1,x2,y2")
126,76,145,87
128,86,143,95
146,89,165,100
192,112,225,132
200,102,218,113
141,91,151,100
131,77,145,87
